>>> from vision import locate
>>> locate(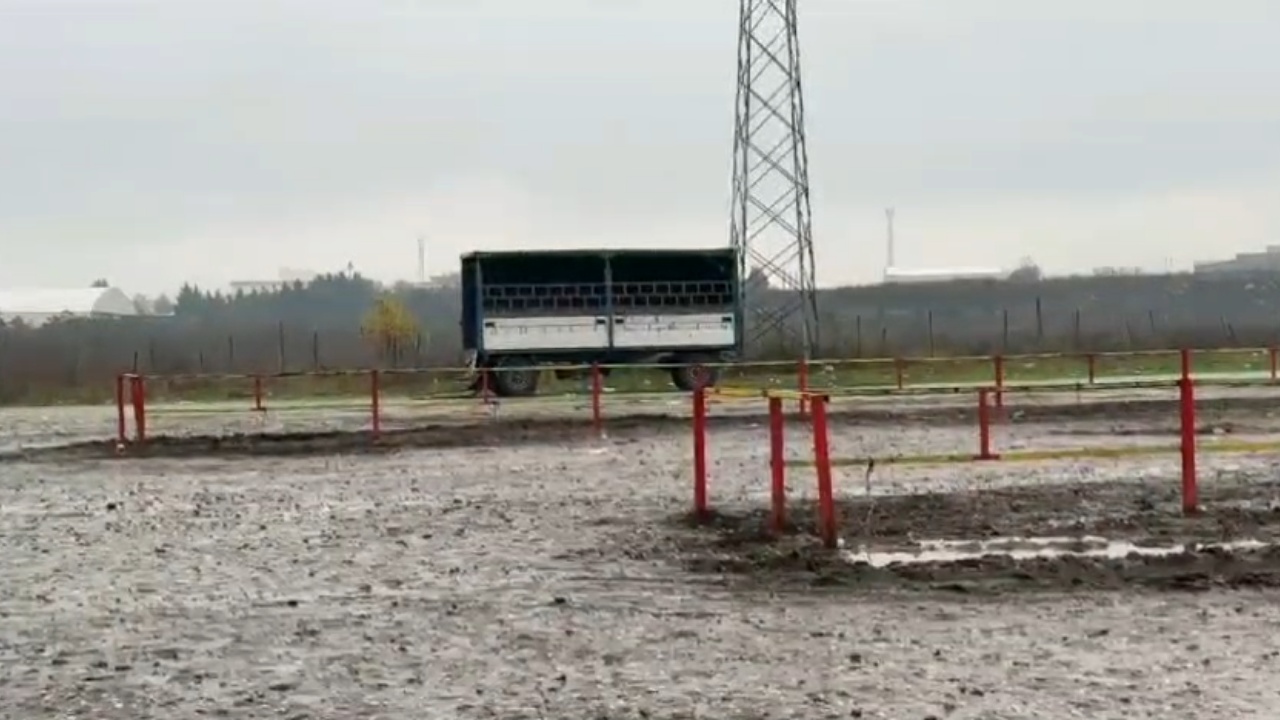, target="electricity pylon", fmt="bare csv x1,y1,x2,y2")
729,0,819,354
